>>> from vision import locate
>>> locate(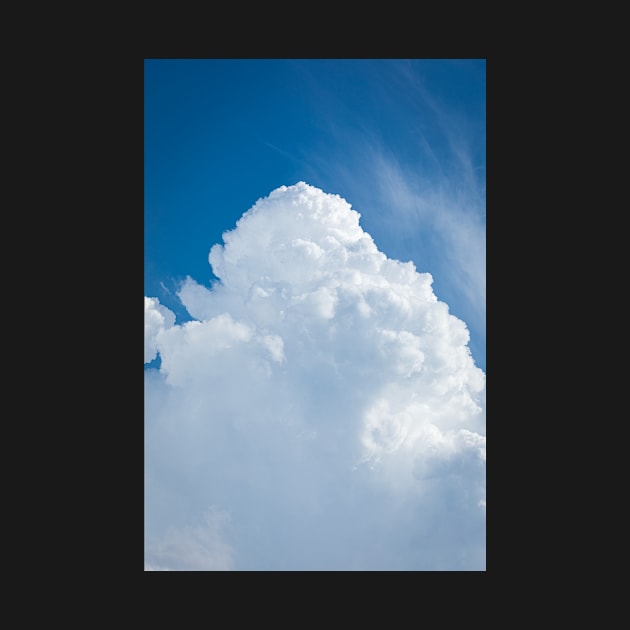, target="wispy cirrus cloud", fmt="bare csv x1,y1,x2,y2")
366,144,486,349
